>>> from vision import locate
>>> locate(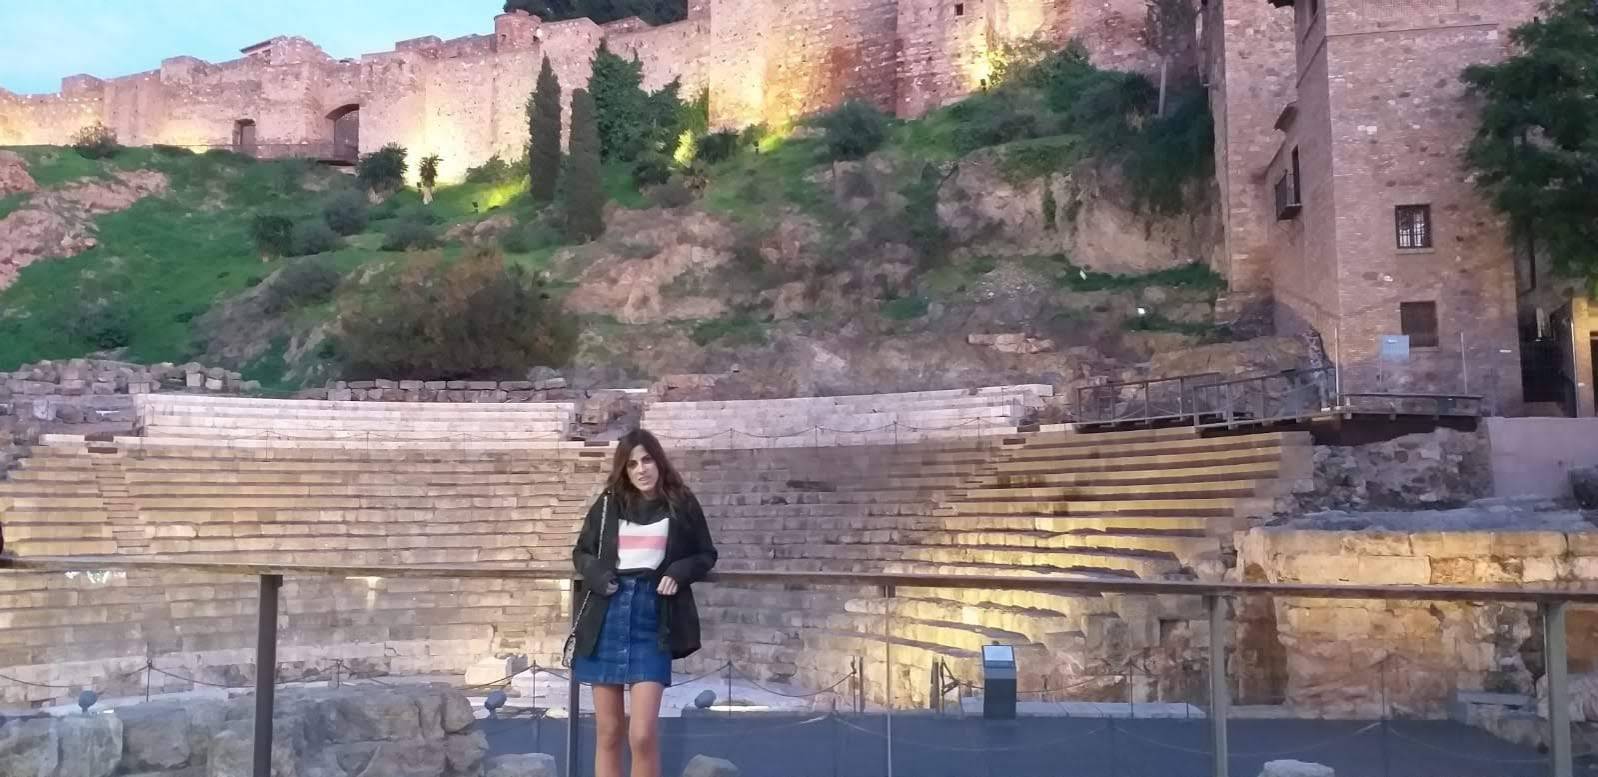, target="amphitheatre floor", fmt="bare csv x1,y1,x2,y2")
485,713,1557,777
